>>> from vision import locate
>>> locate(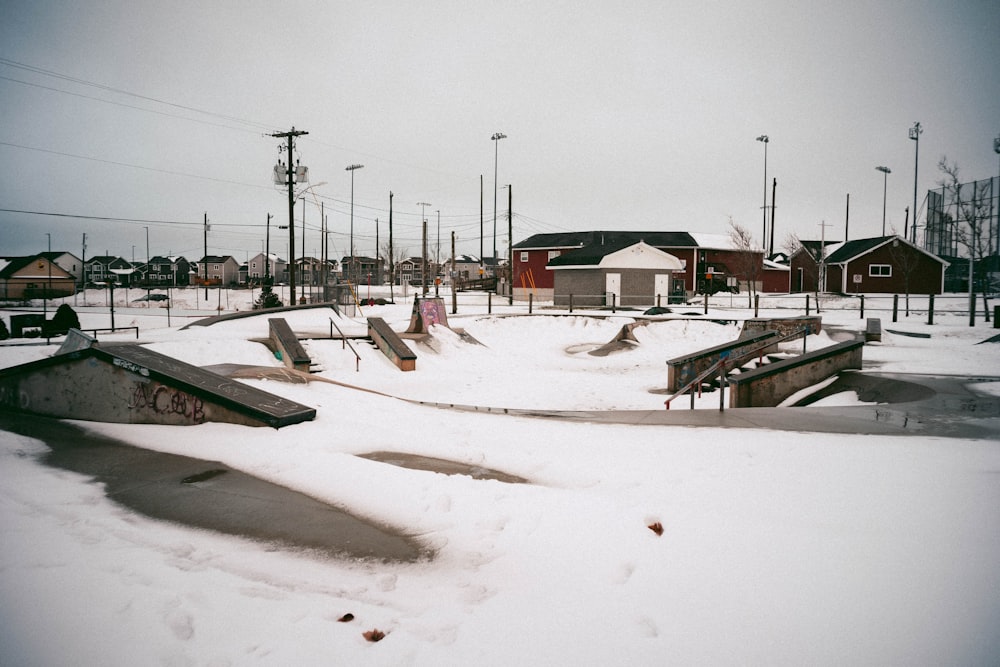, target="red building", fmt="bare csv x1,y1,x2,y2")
512,231,774,301
789,235,947,294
